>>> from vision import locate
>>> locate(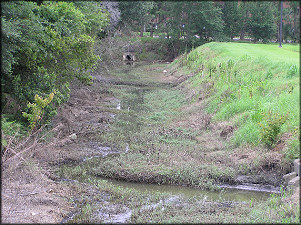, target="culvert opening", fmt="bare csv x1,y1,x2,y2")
126,55,132,60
